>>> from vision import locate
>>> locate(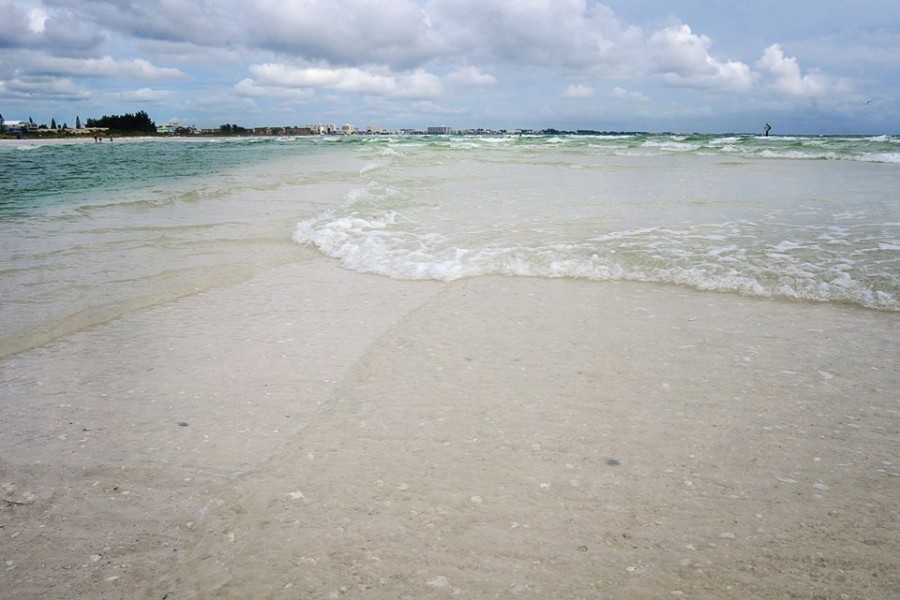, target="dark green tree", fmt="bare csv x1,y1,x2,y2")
76,116,81,129
51,117,57,129
85,110,157,133
219,123,246,135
